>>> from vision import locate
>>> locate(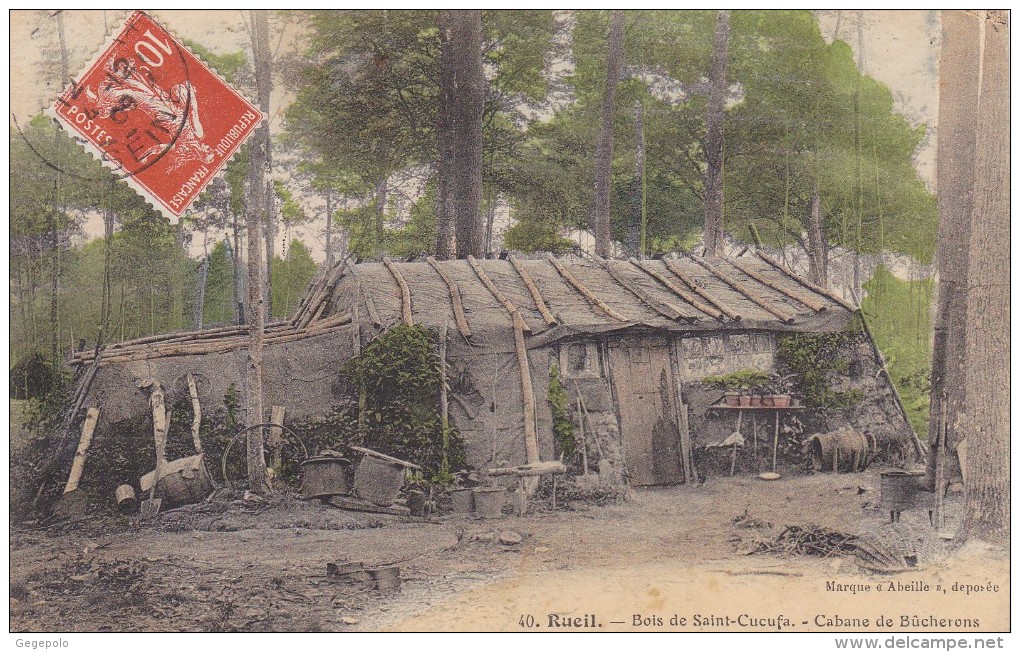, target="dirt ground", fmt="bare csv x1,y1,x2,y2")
9,471,1008,633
